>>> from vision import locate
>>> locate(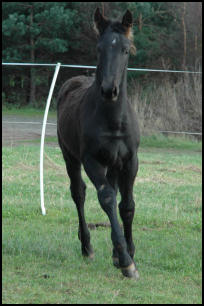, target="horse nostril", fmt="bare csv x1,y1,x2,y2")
101,86,105,97
112,86,117,97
